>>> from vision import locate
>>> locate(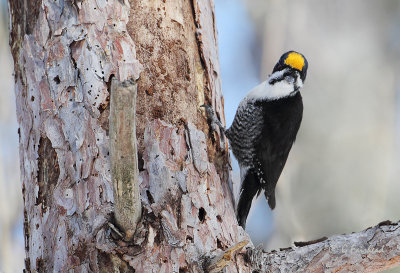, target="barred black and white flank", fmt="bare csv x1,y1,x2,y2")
203,51,308,229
